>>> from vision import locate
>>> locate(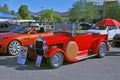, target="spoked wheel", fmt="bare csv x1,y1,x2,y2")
8,40,21,56
47,52,64,69
97,42,107,58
